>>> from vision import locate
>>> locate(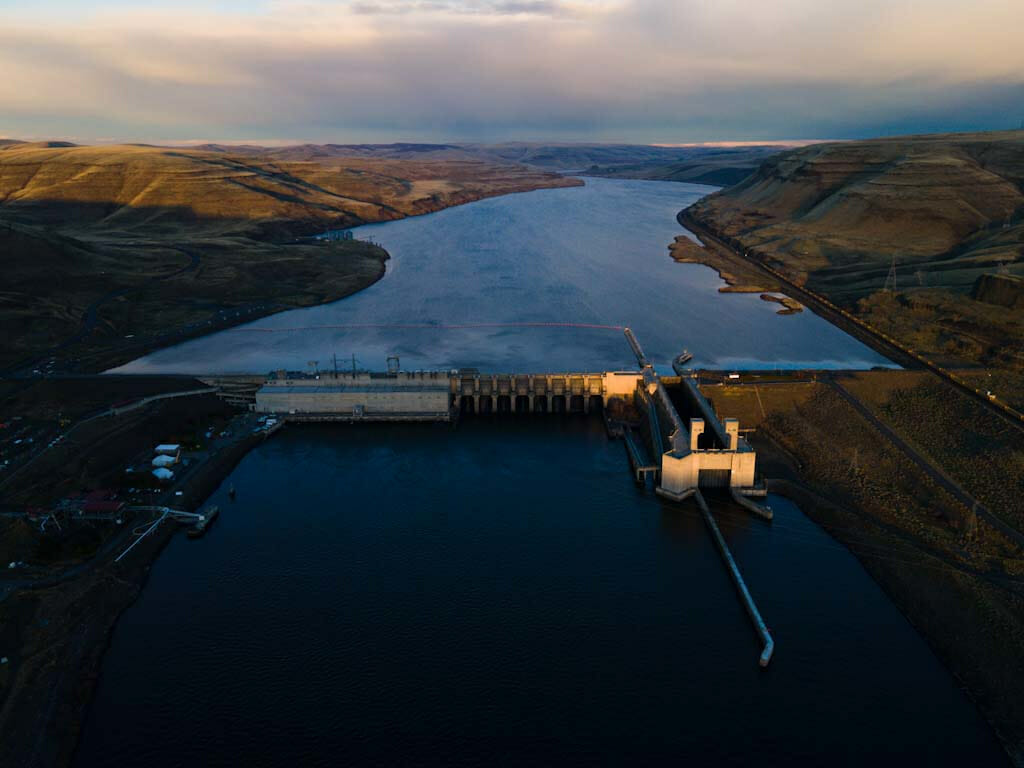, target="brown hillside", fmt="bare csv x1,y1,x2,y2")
687,131,1024,293
0,143,578,239
684,131,1024,389
0,143,579,372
